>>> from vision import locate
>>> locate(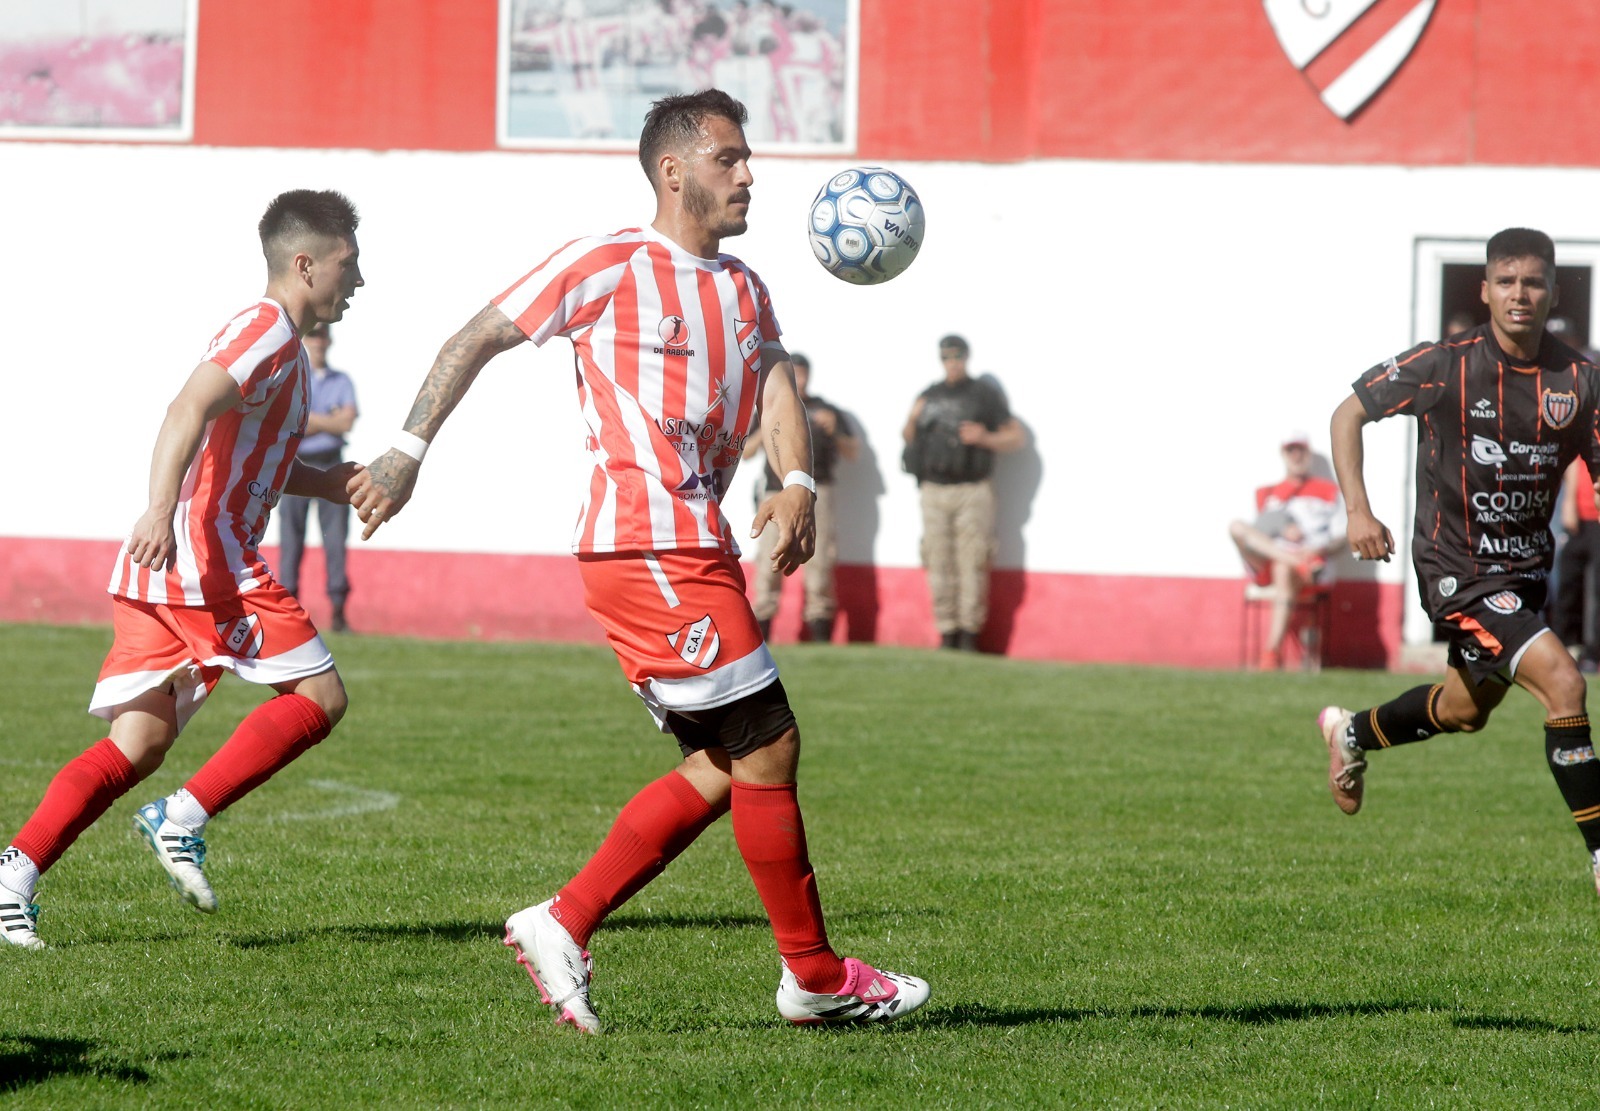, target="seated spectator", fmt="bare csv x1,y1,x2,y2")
1229,432,1345,670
